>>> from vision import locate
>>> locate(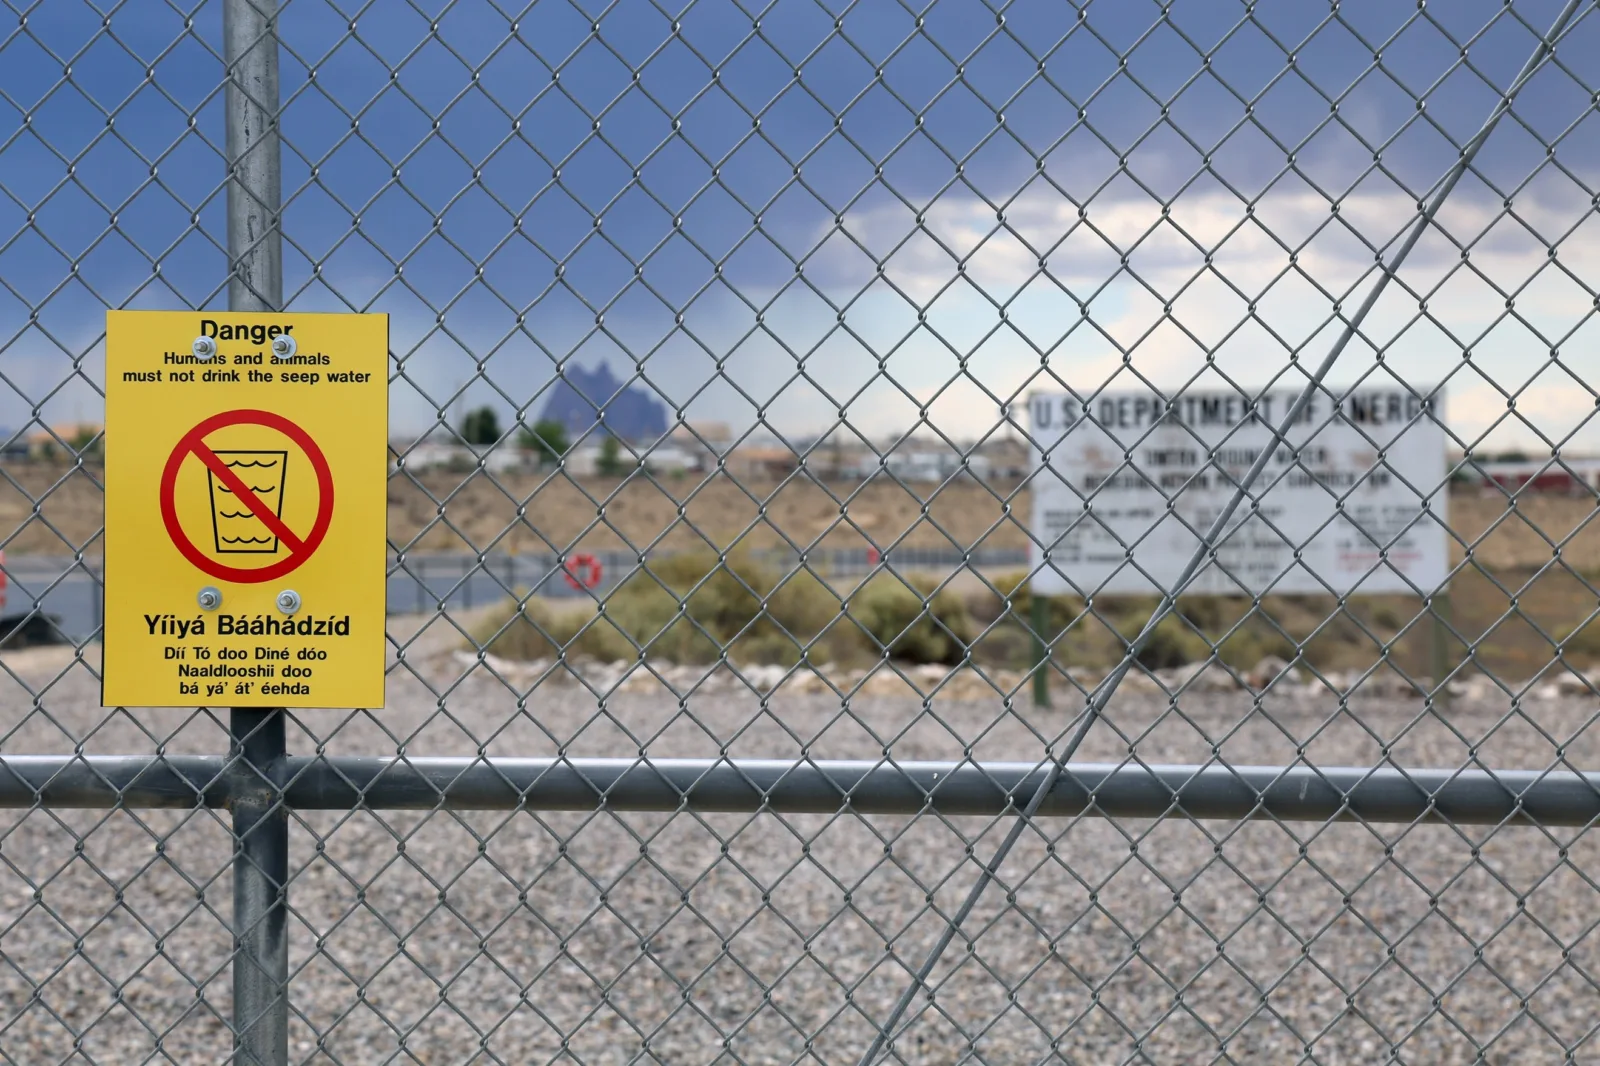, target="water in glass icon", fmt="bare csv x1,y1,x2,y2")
208,451,288,554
